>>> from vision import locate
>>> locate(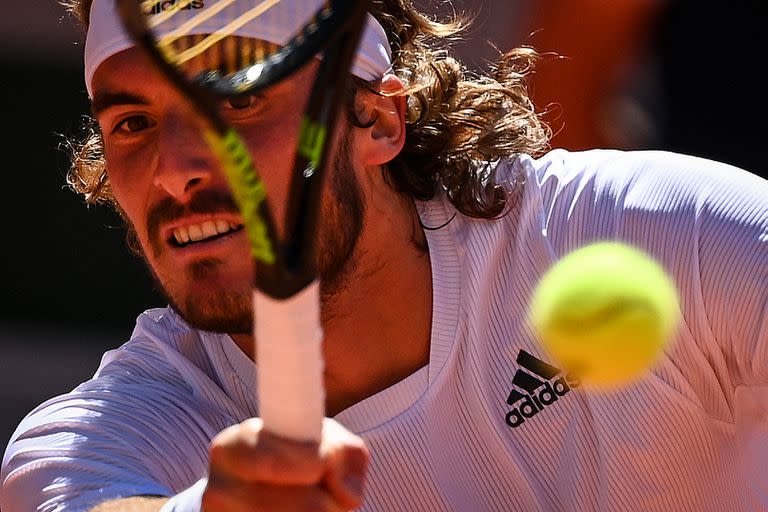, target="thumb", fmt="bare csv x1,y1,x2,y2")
320,419,370,509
